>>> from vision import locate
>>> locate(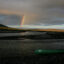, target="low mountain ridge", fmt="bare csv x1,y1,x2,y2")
0,24,7,27
0,24,25,33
